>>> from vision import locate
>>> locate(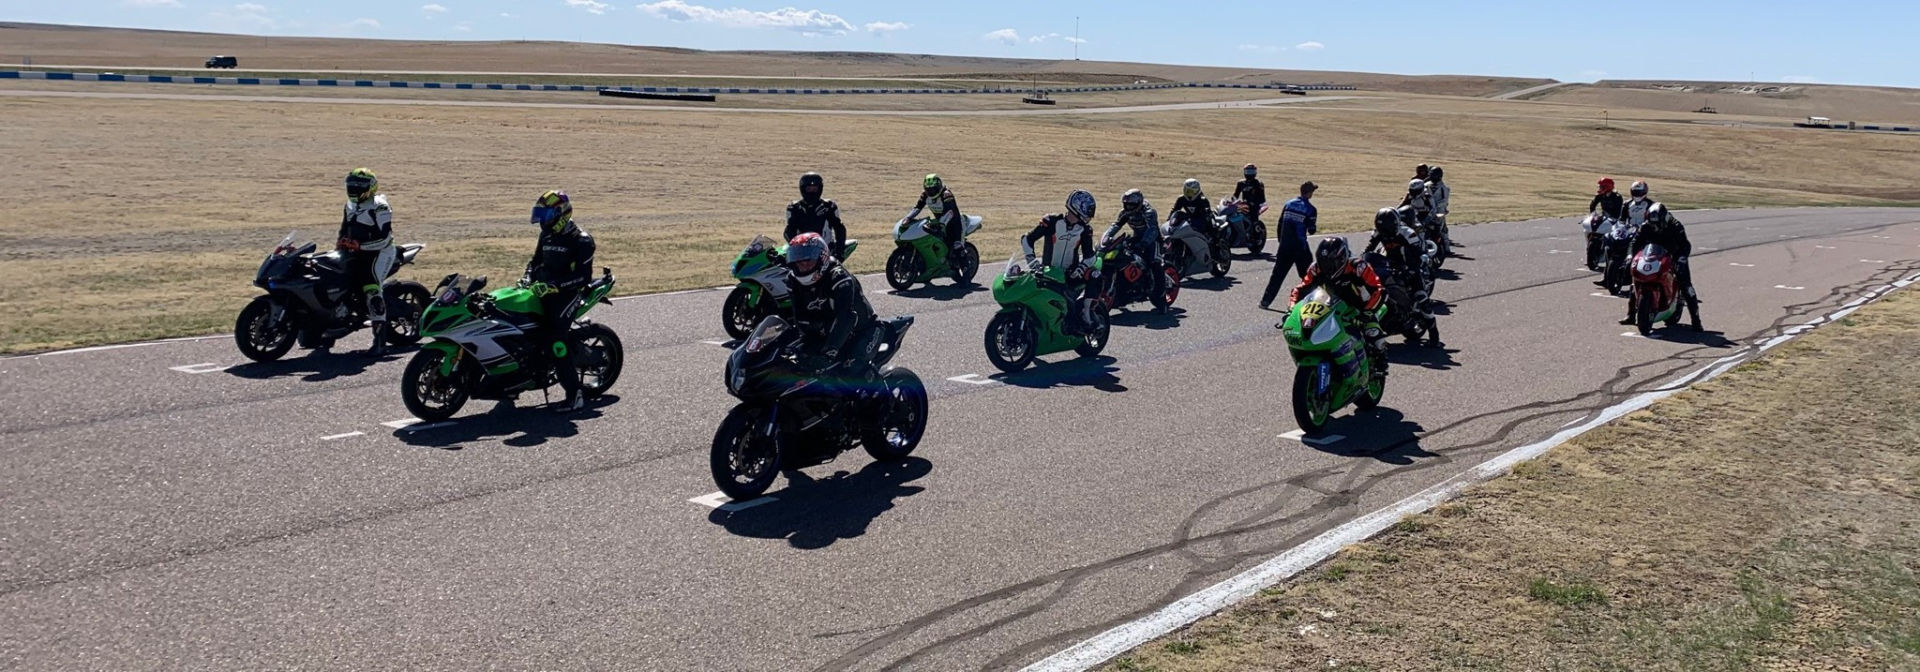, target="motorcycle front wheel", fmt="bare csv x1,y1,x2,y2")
235,296,297,362
712,404,784,500
862,368,928,461
885,247,921,291
984,310,1038,373
1291,365,1334,435
401,347,472,422
721,285,764,341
